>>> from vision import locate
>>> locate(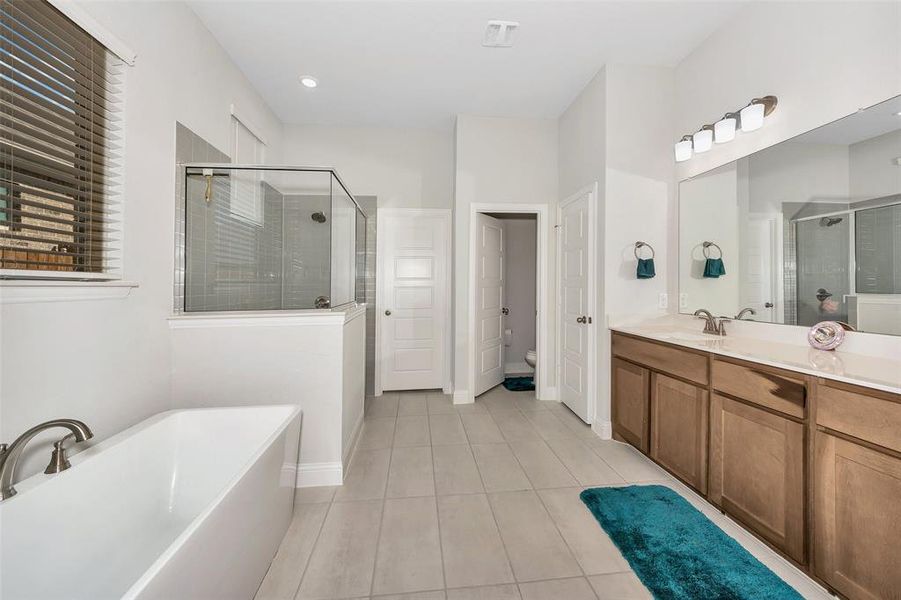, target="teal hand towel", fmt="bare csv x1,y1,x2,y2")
703,258,726,278
637,258,656,279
